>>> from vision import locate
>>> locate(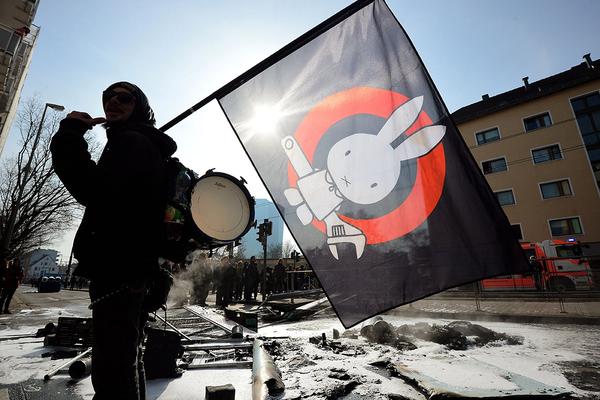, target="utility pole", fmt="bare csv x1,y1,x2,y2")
256,219,272,300
291,250,300,292
65,247,74,279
